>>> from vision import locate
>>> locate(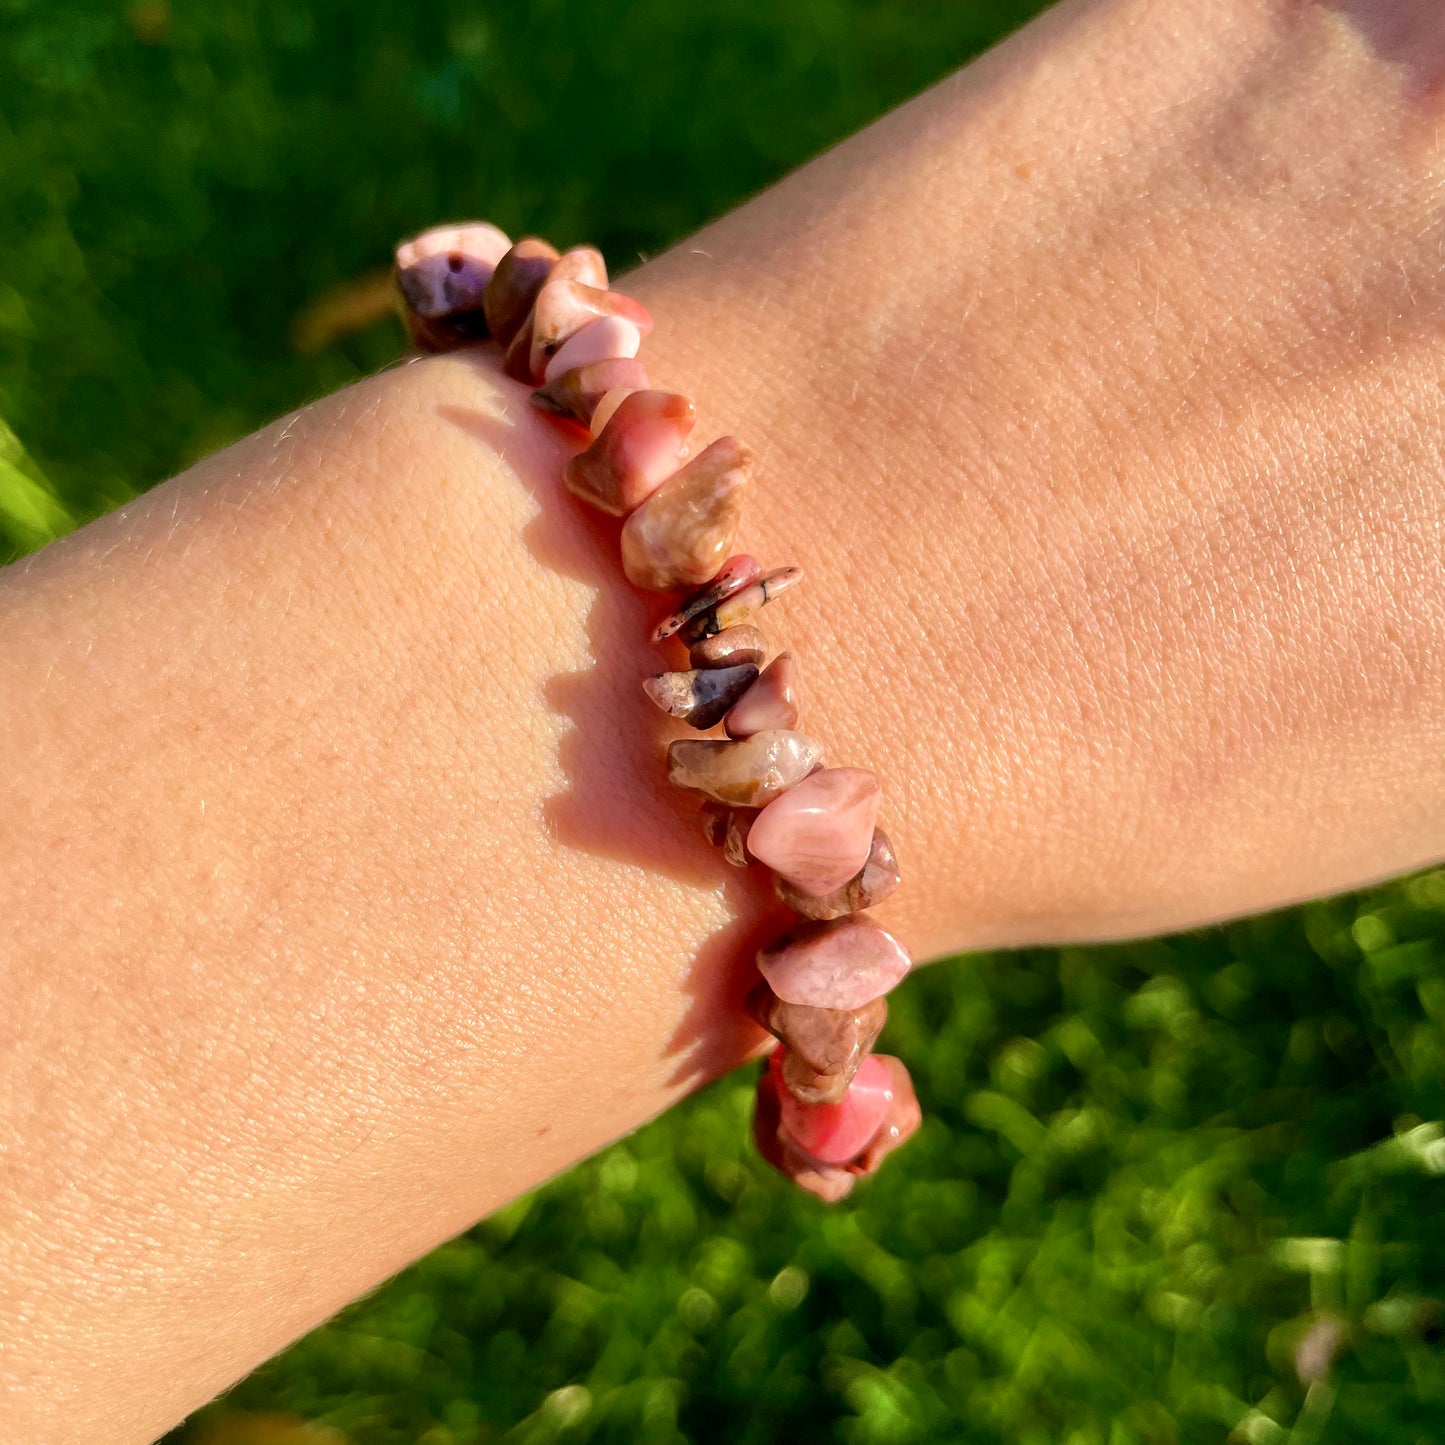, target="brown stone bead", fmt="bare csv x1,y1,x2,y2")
680,566,803,642
699,800,731,847
620,437,752,591
667,729,823,807
780,1054,850,1107
530,358,651,429
642,664,758,730
563,391,697,517
502,316,538,382
774,827,901,921
745,981,887,1101
482,238,558,346
725,652,801,737
752,1066,855,1203
688,624,769,670
722,807,757,867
